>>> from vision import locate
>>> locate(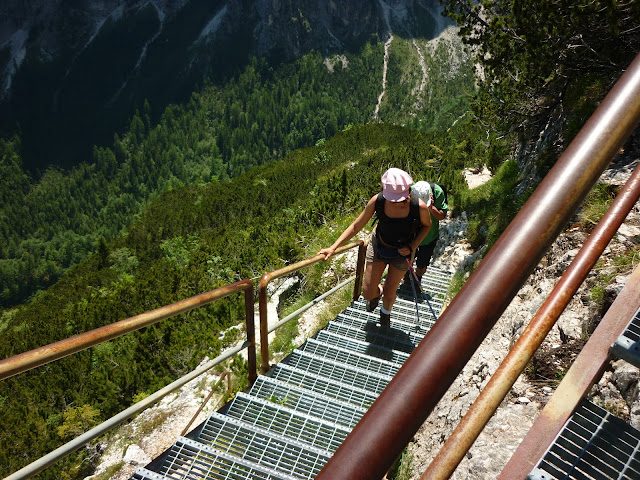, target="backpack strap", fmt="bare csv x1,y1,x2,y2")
429,181,448,206
409,194,422,237
375,192,385,217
